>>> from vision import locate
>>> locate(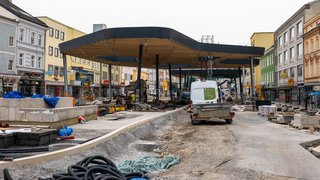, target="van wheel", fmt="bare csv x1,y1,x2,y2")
191,116,200,125
225,119,233,124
